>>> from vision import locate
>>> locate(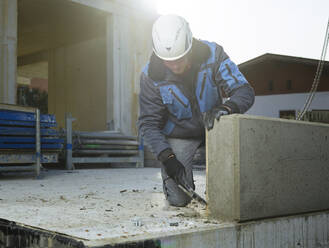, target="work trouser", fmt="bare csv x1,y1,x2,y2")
161,138,203,207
